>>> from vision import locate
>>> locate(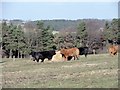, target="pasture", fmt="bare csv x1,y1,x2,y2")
1,54,118,88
